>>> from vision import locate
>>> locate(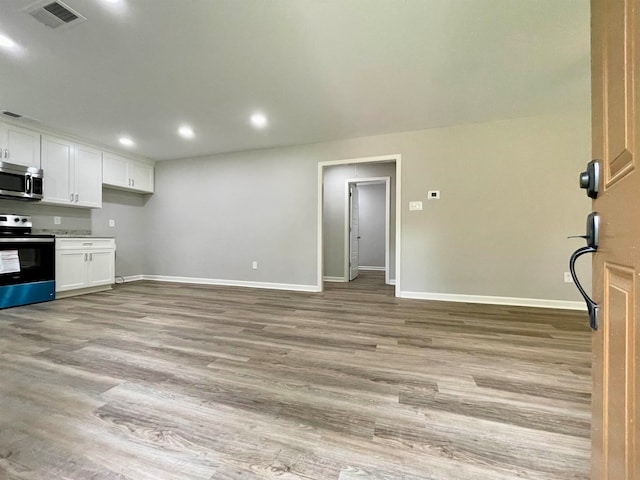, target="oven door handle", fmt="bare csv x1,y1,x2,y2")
0,237,55,243
25,175,32,195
